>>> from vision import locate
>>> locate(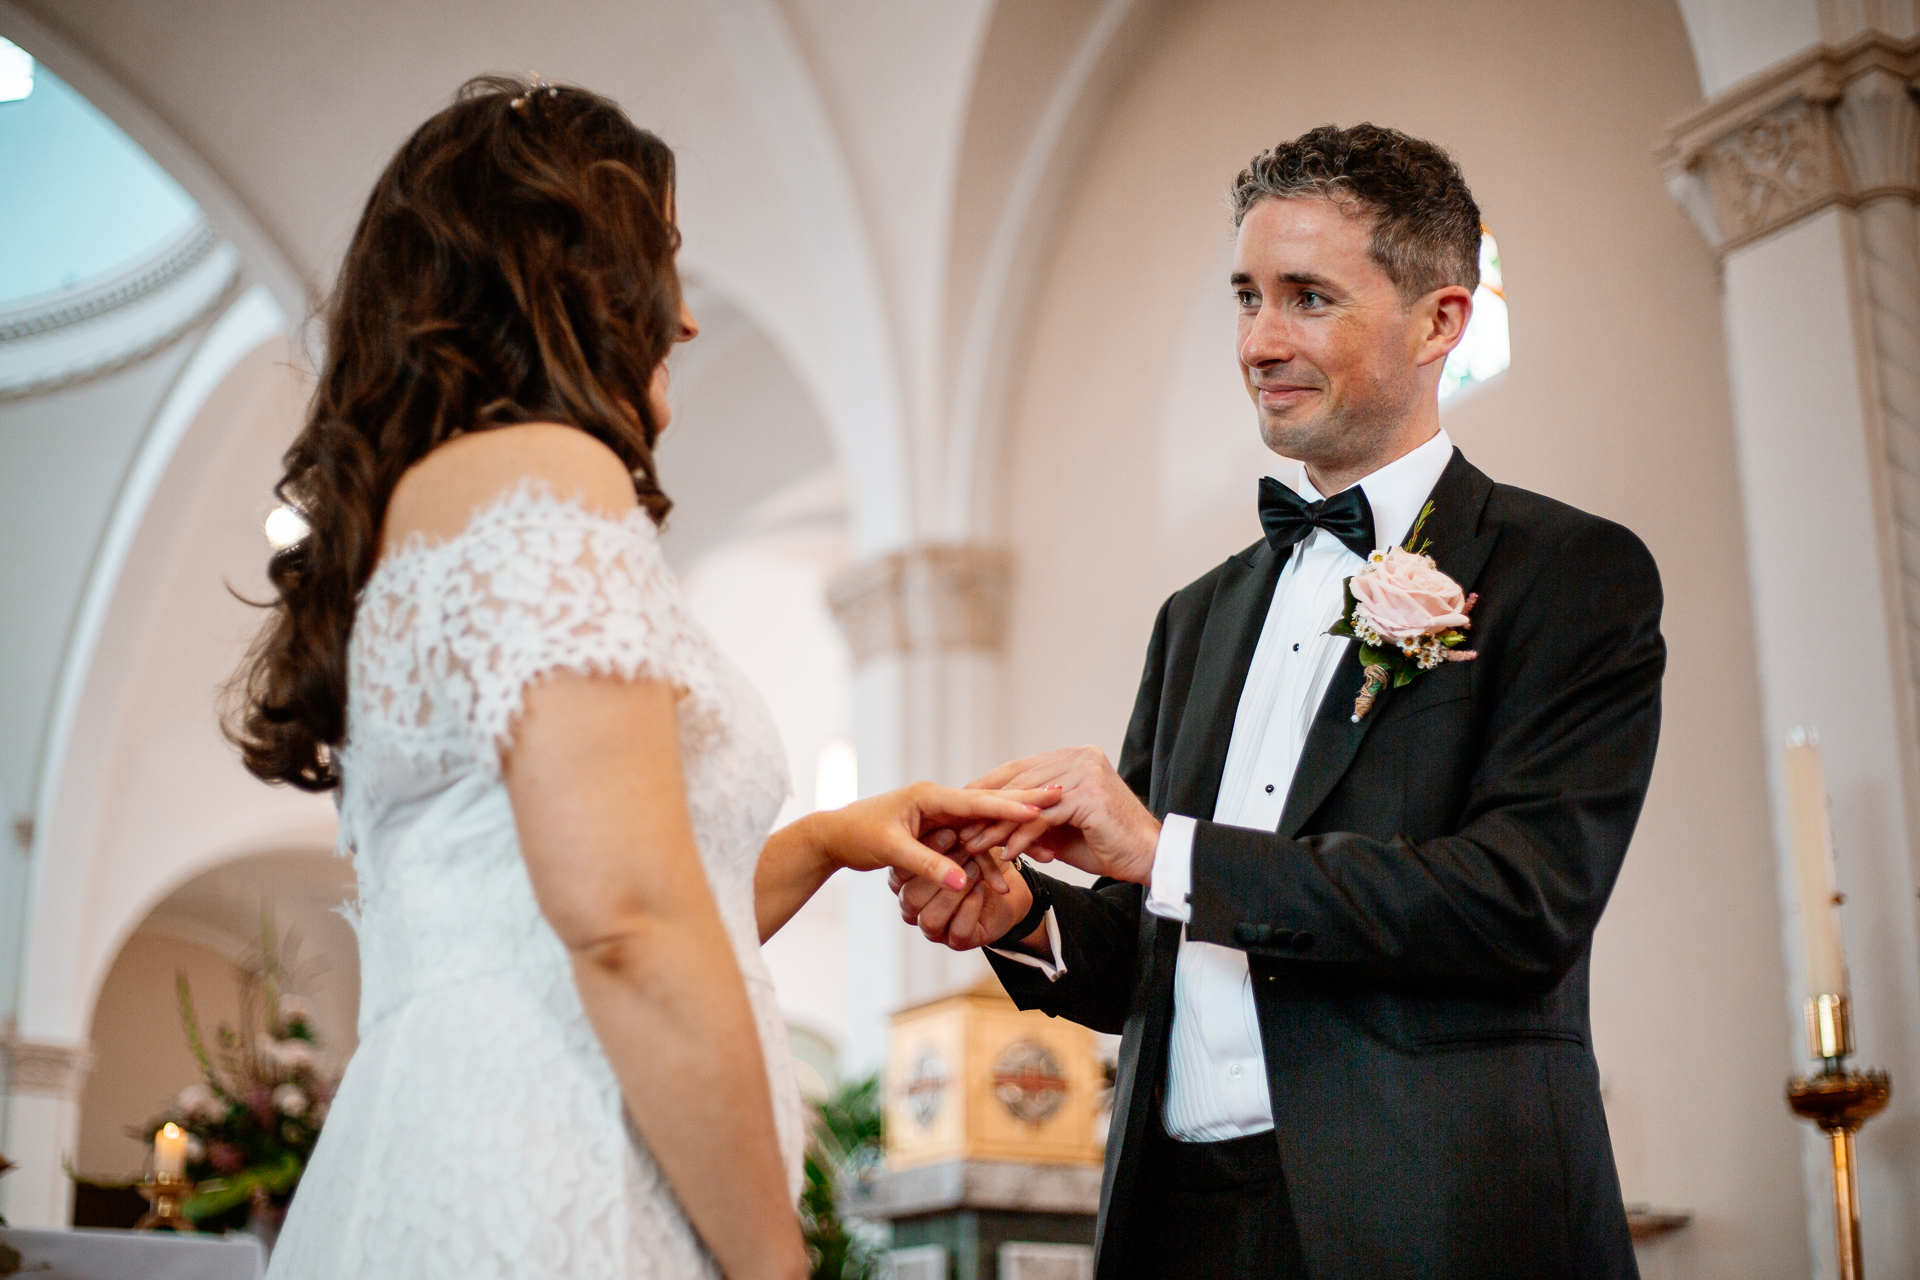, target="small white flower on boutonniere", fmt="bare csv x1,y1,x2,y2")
1328,500,1479,722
